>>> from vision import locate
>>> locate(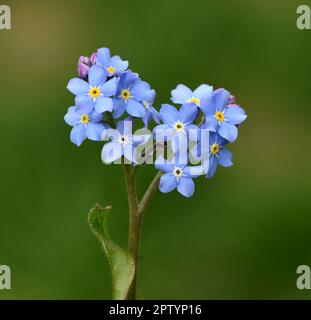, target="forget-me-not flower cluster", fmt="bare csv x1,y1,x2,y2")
64,47,247,197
